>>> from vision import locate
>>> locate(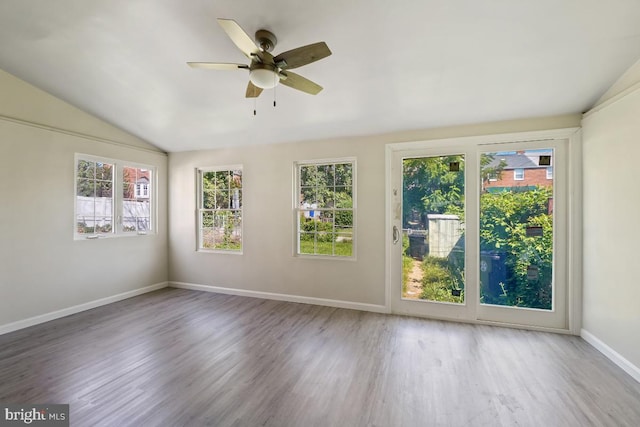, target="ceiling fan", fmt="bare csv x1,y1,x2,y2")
188,18,332,98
